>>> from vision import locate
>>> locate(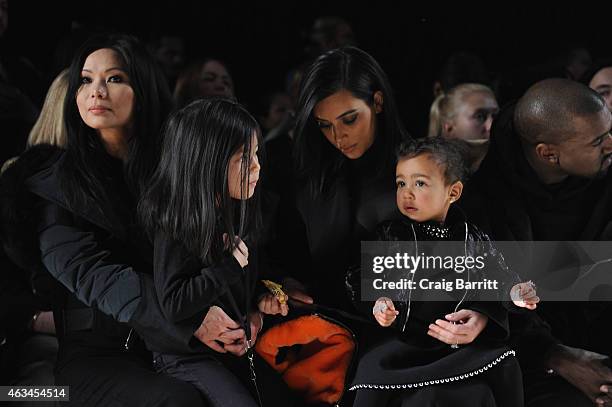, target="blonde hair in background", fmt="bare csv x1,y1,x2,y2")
27,69,69,147
1,69,69,174
428,83,495,138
